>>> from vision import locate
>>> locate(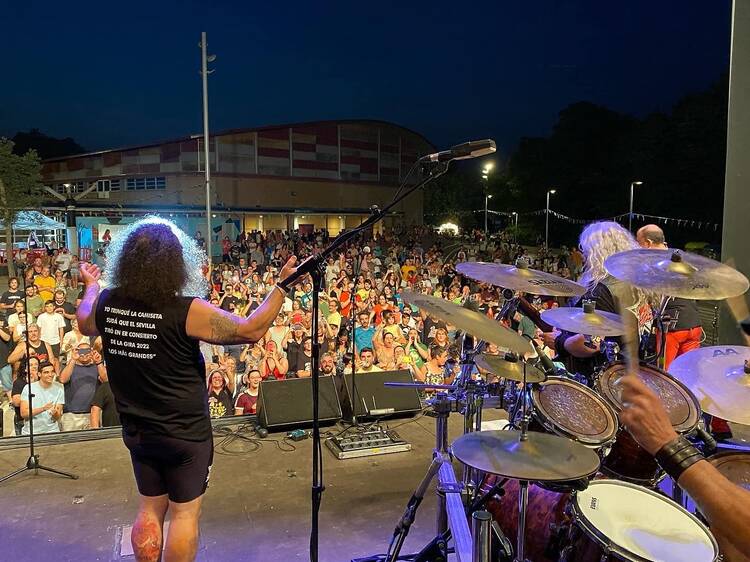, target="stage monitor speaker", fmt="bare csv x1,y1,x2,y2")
341,369,422,421
257,376,342,430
